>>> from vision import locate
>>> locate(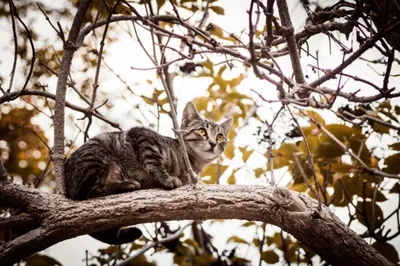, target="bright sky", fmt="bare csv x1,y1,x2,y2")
1,0,400,265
